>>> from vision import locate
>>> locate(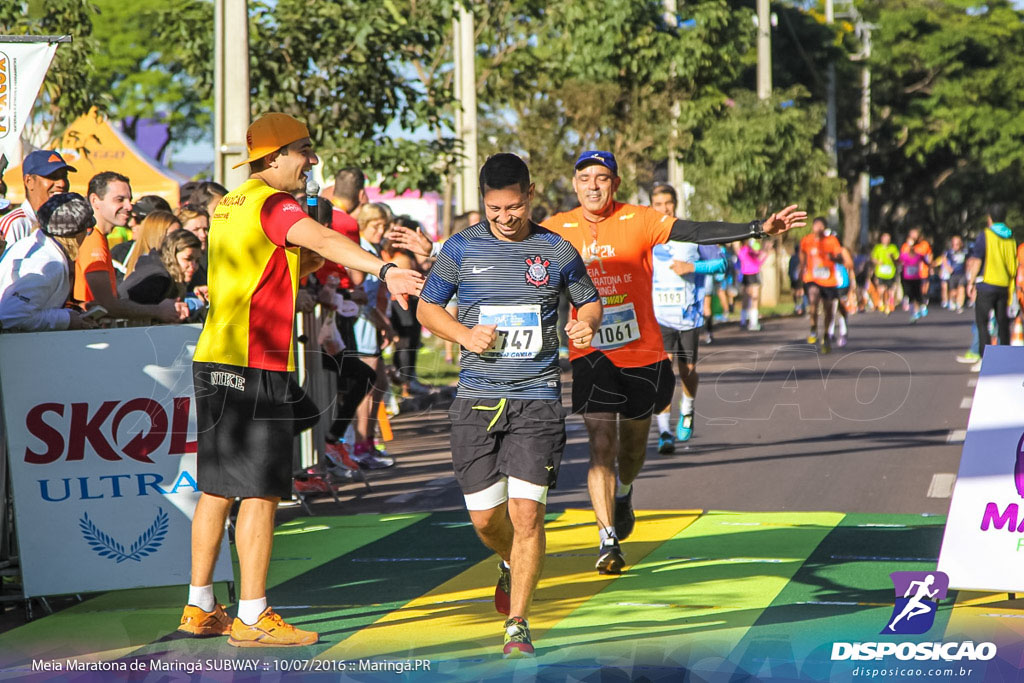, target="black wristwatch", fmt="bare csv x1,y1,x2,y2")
749,219,768,239
378,262,397,281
